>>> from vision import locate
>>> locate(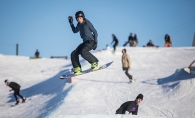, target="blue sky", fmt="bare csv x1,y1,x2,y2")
0,0,195,58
